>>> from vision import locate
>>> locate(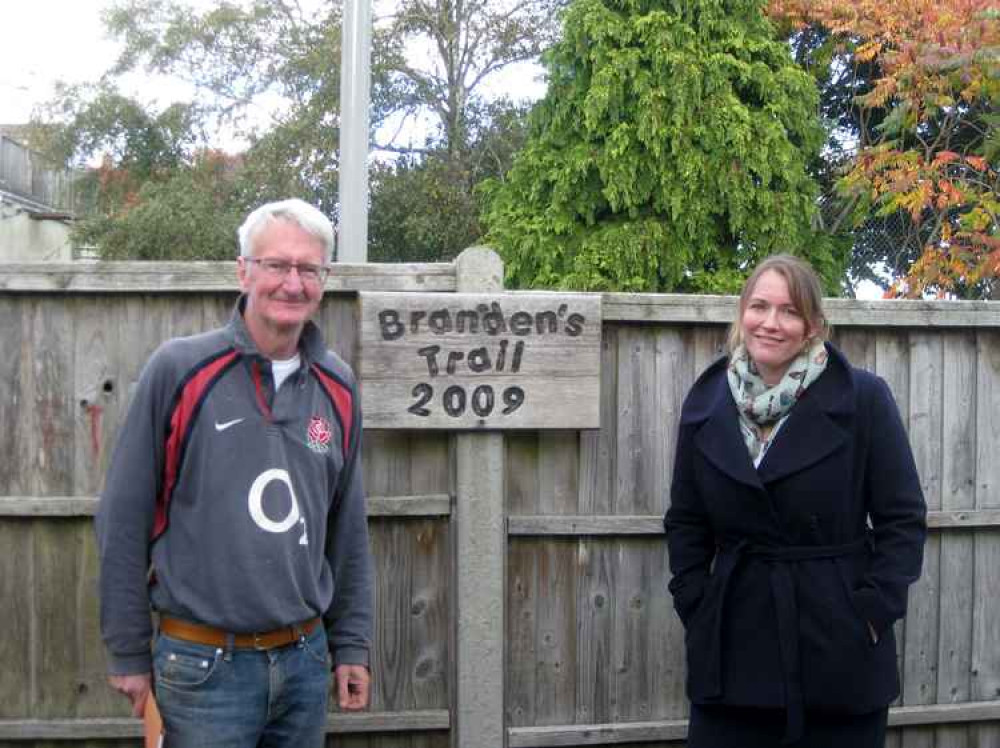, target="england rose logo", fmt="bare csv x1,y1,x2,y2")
307,416,333,454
